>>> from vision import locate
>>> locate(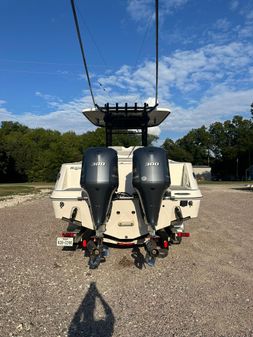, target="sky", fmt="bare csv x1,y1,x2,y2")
0,0,253,141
